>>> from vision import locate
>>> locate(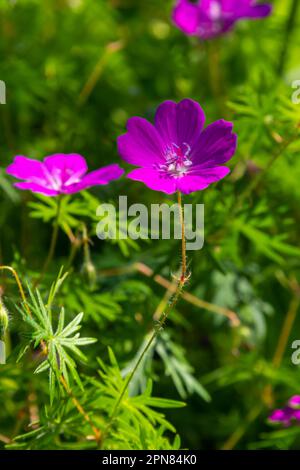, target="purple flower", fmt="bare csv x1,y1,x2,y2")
289,395,300,409
172,0,273,40
268,398,300,428
268,407,295,427
6,153,124,196
117,99,237,195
